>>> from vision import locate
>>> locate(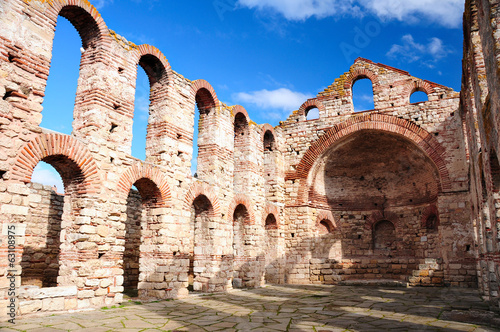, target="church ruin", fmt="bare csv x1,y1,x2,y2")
0,0,499,319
